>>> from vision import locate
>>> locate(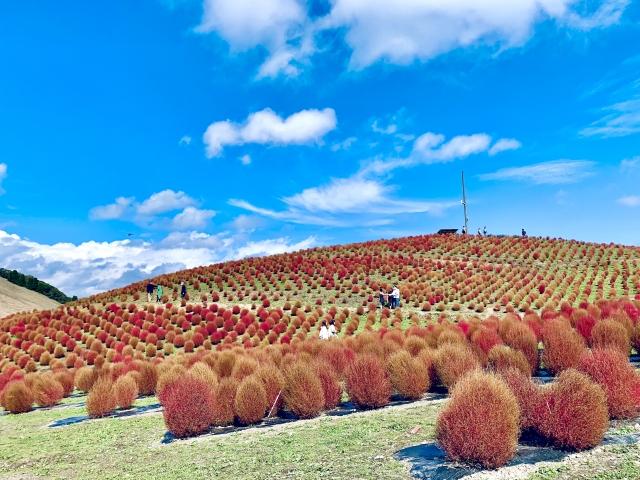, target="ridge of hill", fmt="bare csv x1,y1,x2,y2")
0,268,77,304
0,276,61,318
